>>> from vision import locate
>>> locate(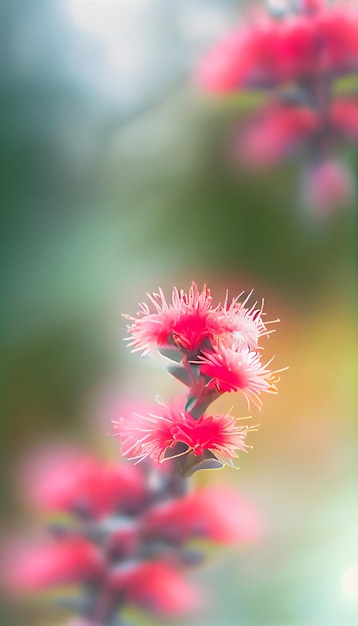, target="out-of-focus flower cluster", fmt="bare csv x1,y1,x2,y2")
198,0,358,213
115,283,281,475
2,445,262,626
